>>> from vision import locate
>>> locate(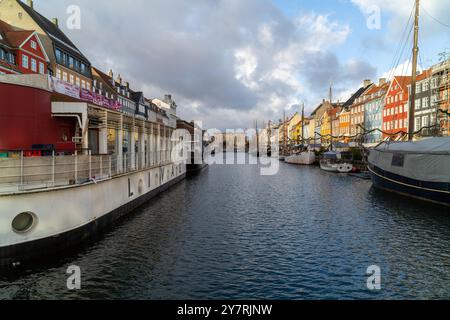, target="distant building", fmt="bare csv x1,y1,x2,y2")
0,19,49,75
383,76,411,139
